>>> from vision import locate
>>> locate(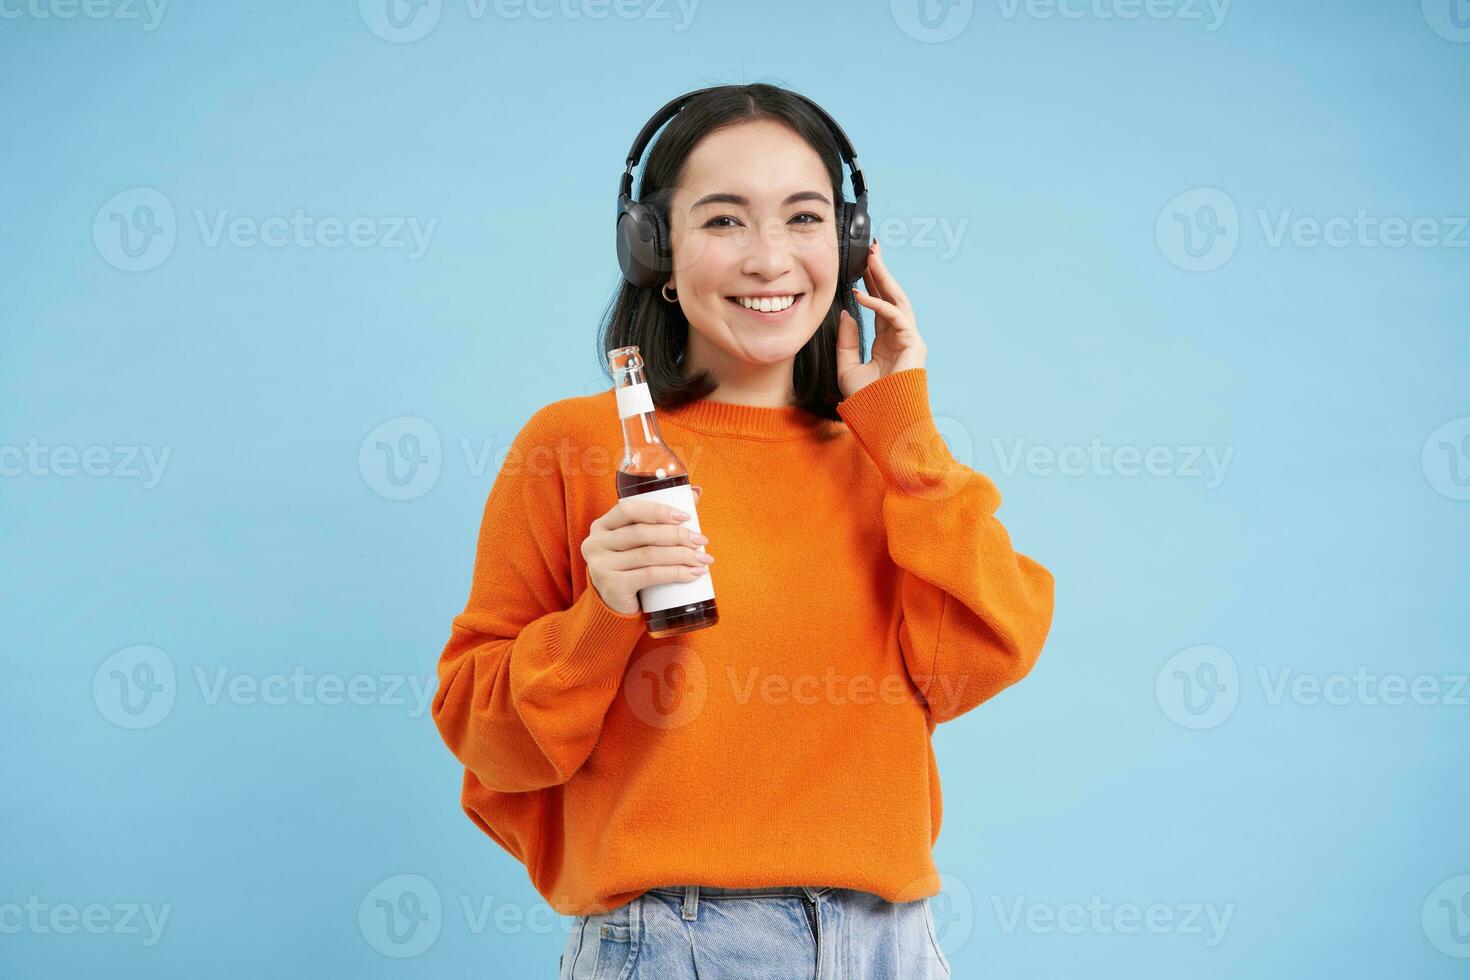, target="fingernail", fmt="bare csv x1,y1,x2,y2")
671,509,689,520
693,533,709,544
